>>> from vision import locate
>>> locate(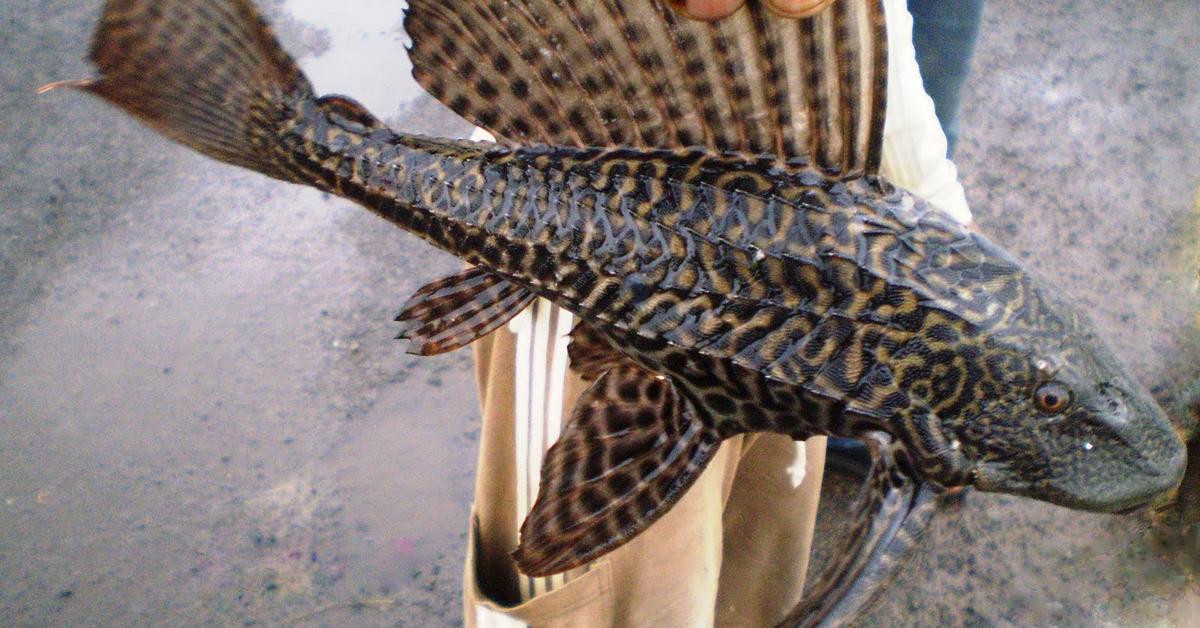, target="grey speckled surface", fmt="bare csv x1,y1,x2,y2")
848,1,1200,626
1,0,1197,626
